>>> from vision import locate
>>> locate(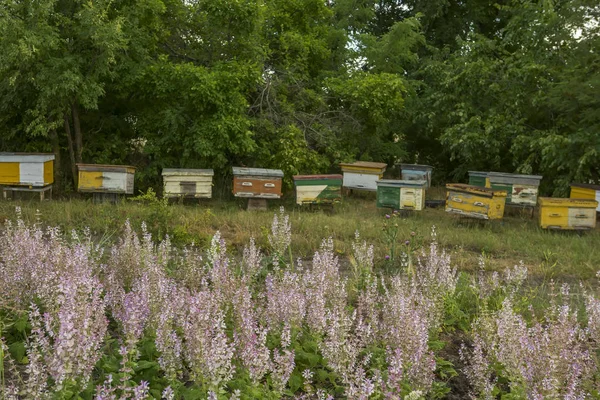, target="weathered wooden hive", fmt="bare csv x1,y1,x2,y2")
538,197,598,230
293,174,342,205
376,179,427,210
445,183,507,220
77,164,136,194
162,168,214,199
468,171,489,187
339,161,387,191
0,153,54,187
486,172,542,206
570,183,600,212
232,167,284,199
400,164,433,188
